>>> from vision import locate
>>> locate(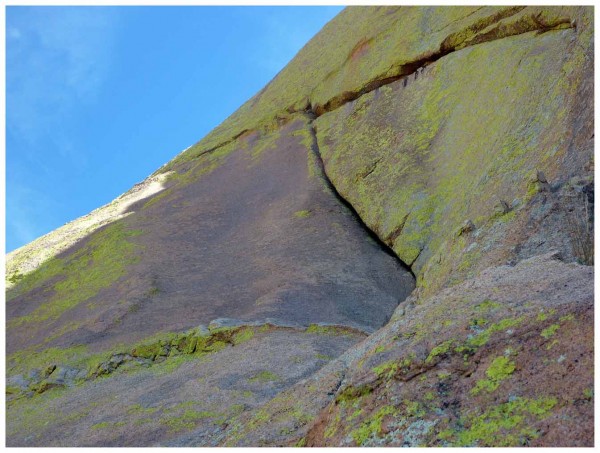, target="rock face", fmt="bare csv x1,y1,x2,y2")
6,6,593,447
